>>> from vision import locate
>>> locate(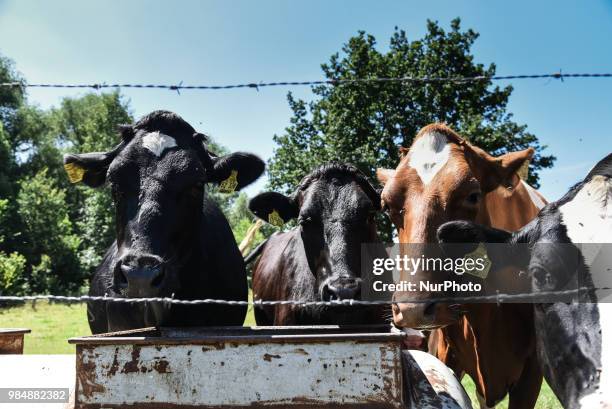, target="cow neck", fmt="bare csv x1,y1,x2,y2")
454,178,543,404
